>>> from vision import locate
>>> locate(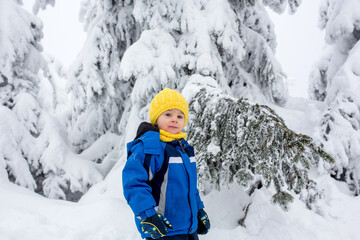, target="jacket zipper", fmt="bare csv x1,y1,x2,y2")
178,140,185,153
177,139,194,231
